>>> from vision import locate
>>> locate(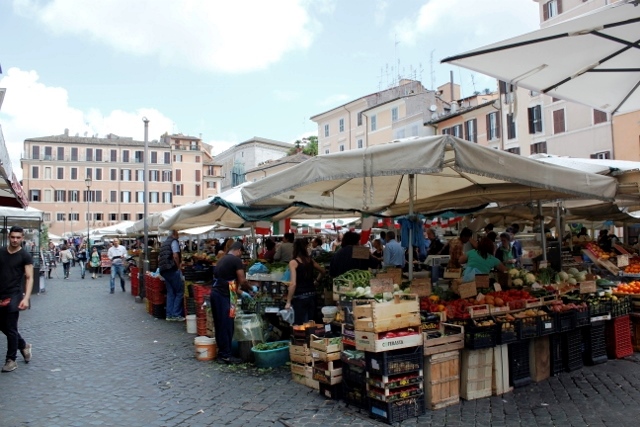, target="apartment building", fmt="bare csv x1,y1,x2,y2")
214,137,293,191
311,79,445,154
21,130,219,236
